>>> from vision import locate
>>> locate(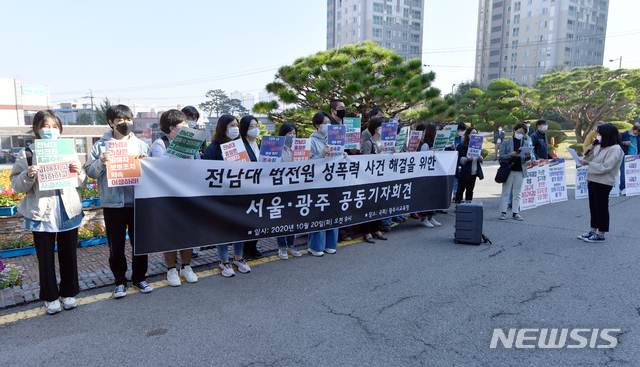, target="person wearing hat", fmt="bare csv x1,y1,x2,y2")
583,121,605,151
